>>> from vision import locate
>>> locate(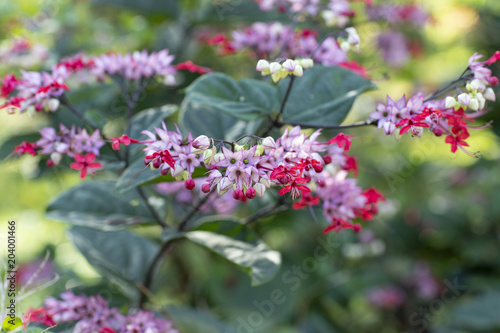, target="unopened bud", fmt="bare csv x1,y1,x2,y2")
245,188,257,199
484,87,496,101
184,179,195,190
47,98,60,112
297,58,314,69
269,62,282,75
253,183,266,198
293,64,303,77
469,79,480,91
50,152,62,166
468,98,479,111
282,59,296,72
256,59,270,71
192,135,210,150
445,96,457,109
201,183,211,193
457,93,471,106
262,137,276,150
